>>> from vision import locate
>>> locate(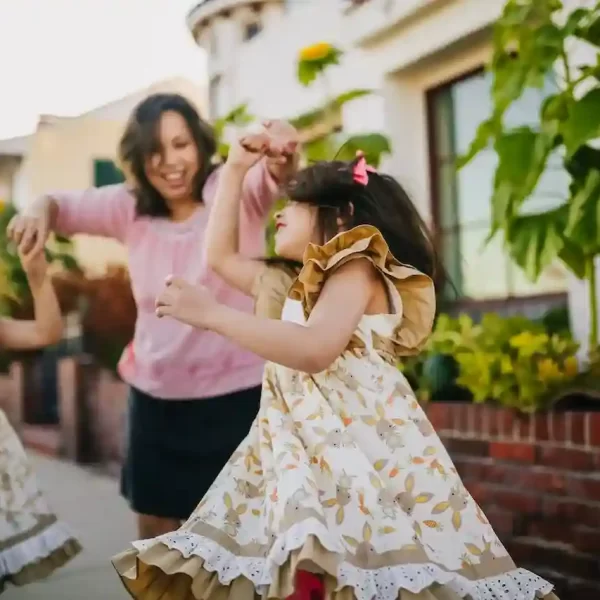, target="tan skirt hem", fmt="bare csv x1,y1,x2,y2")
0,537,81,594
112,536,559,600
